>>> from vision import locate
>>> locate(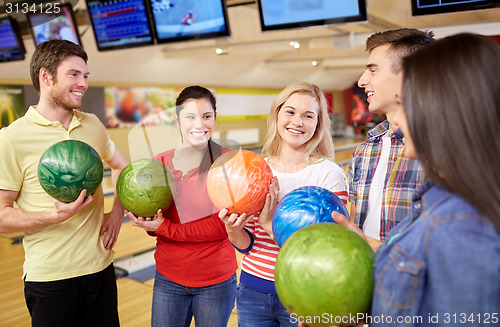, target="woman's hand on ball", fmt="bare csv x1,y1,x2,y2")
258,176,280,238
219,208,254,233
125,209,165,232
